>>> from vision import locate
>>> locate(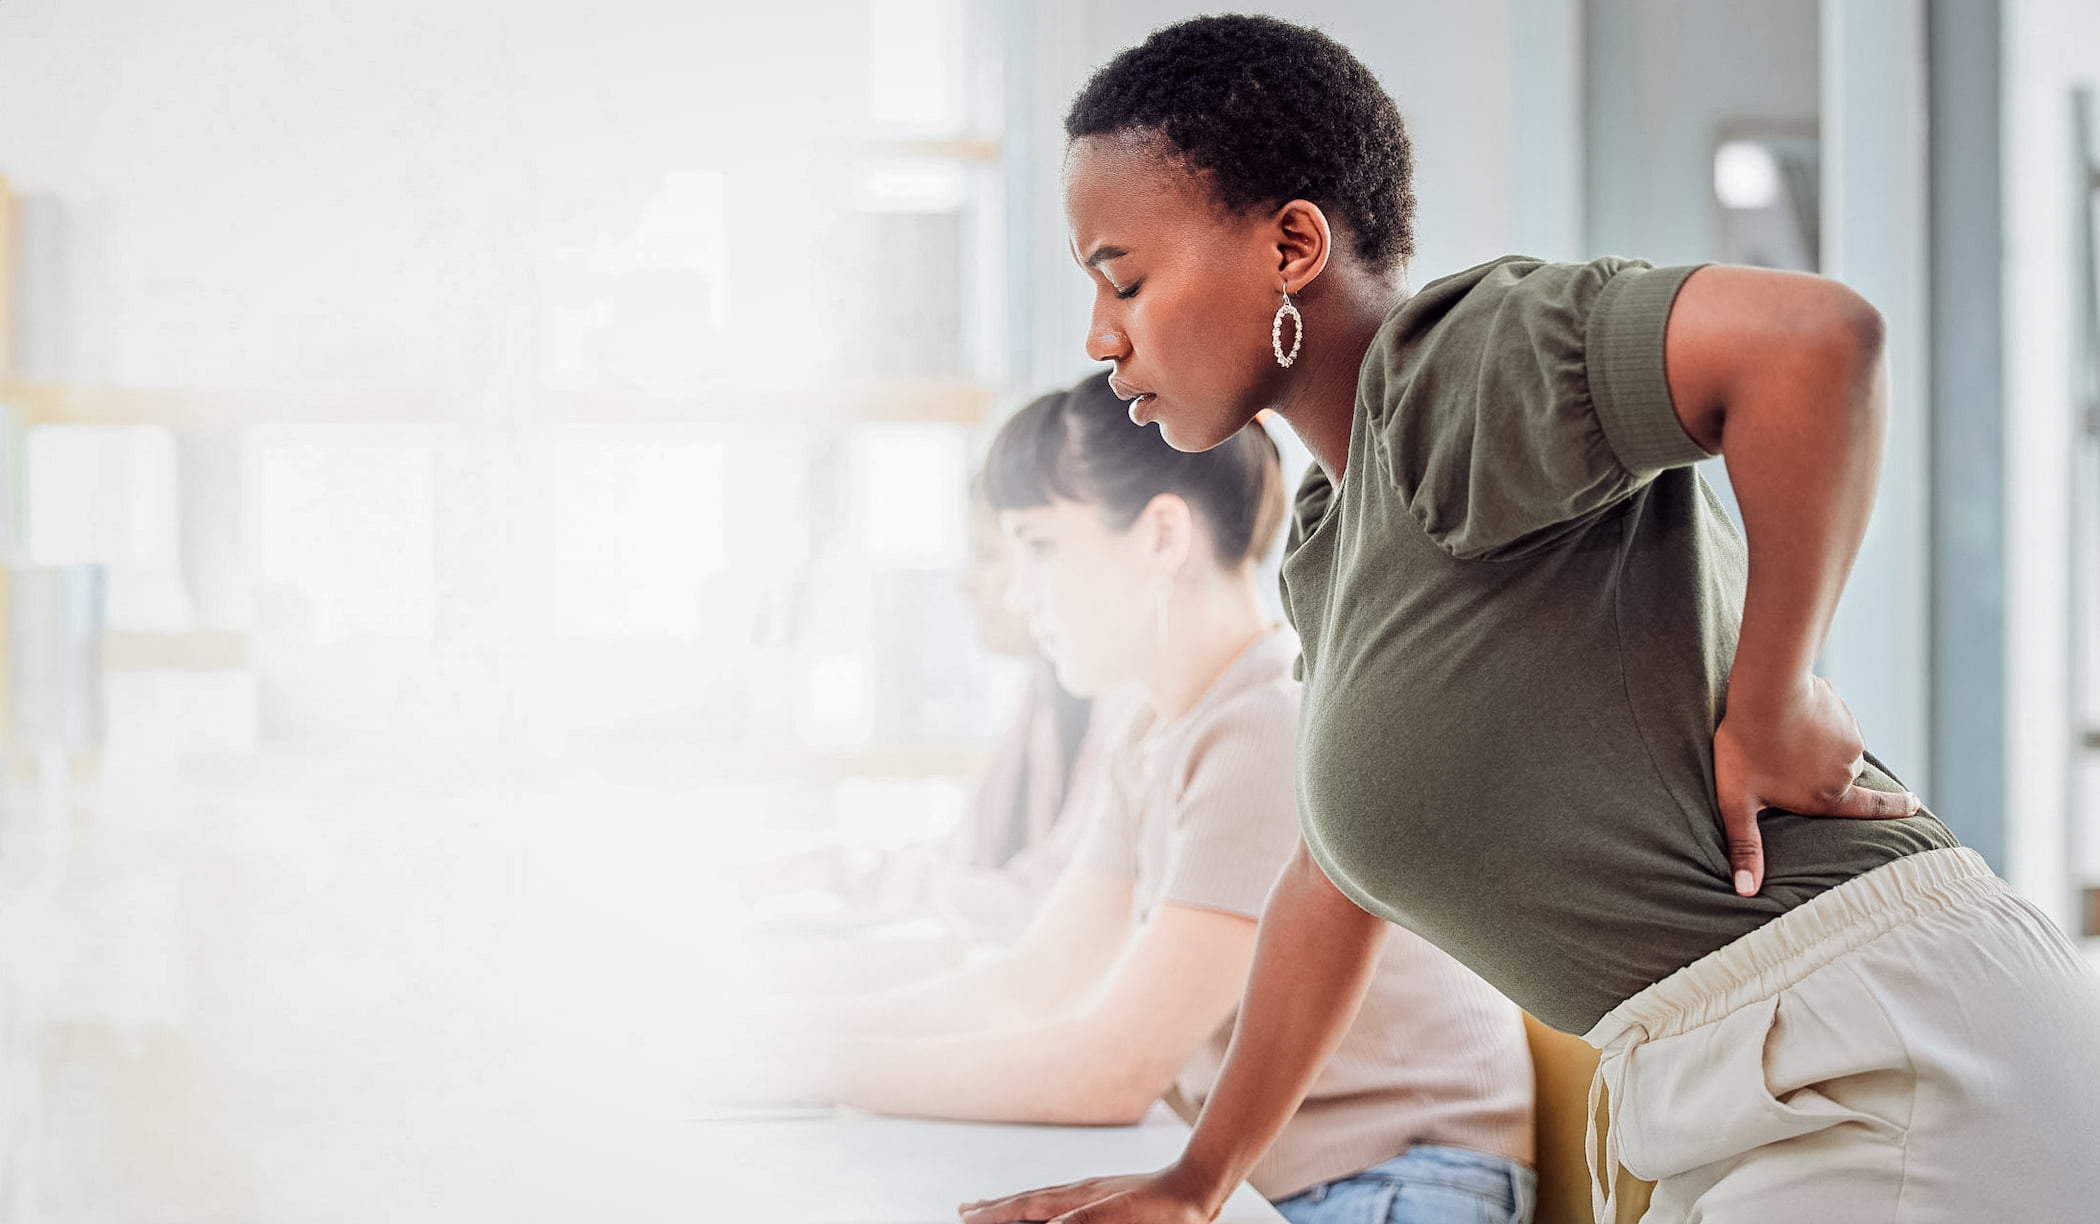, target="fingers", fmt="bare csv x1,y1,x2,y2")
959,1184,1087,1224
1720,793,1765,897
1815,782,1923,820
